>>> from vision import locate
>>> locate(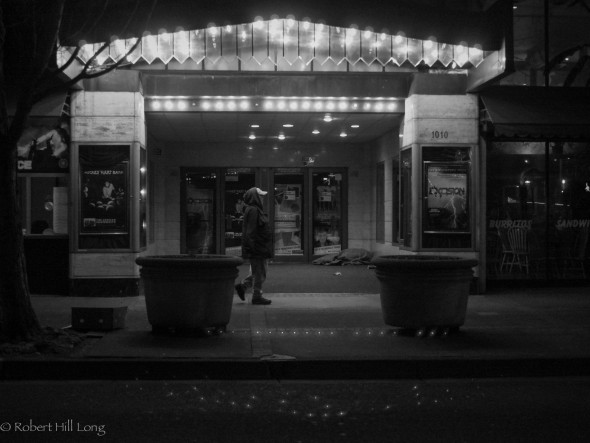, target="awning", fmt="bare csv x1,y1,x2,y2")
480,86,590,140
7,91,69,118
